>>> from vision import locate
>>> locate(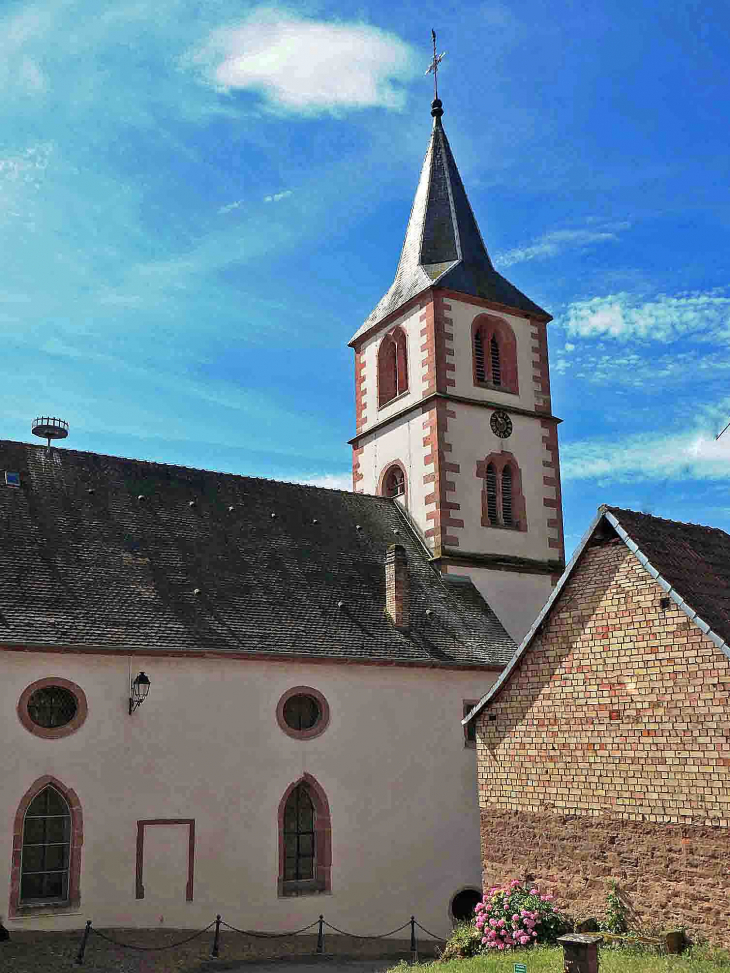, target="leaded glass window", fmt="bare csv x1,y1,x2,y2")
283,695,320,731
283,785,315,882
27,687,78,729
21,786,71,903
